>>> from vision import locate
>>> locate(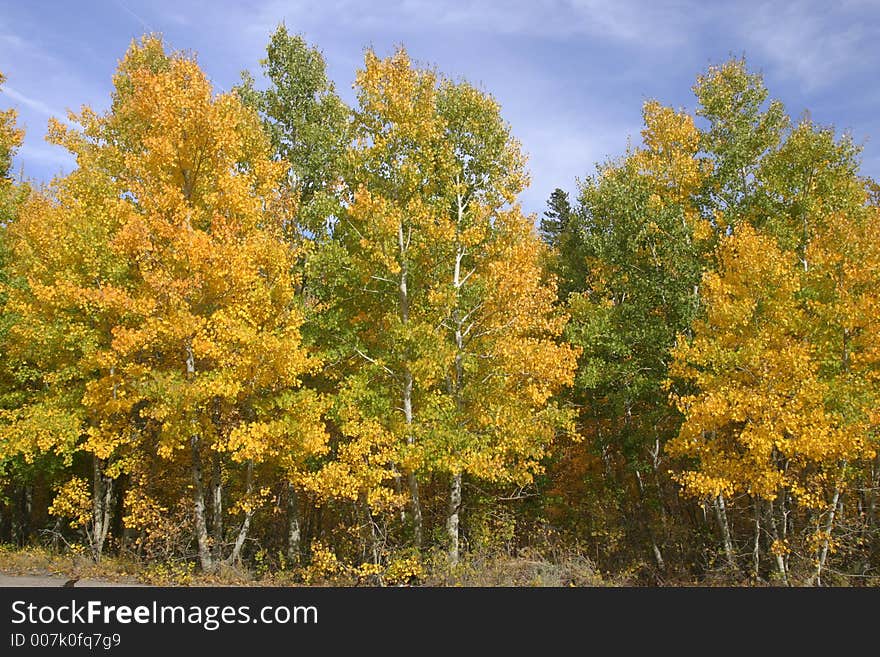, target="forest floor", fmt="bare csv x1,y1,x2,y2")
0,573,141,586
0,544,615,587
0,546,200,586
